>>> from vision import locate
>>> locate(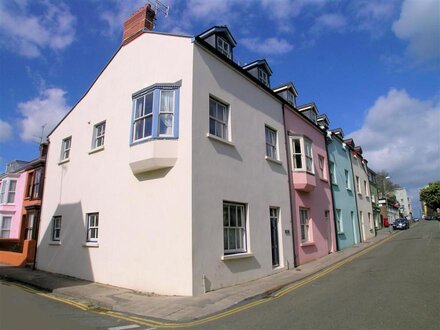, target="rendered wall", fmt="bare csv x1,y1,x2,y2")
0,172,26,239
327,137,360,250
191,46,294,294
351,153,375,241
37,32,195,296
284,108,336,265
